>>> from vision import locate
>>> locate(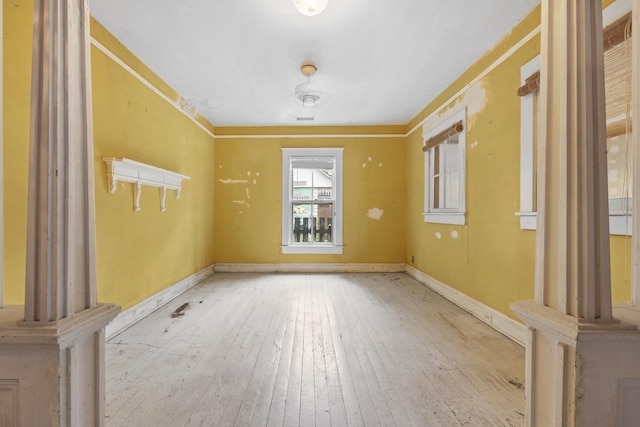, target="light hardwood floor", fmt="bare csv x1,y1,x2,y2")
105,273,525,426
